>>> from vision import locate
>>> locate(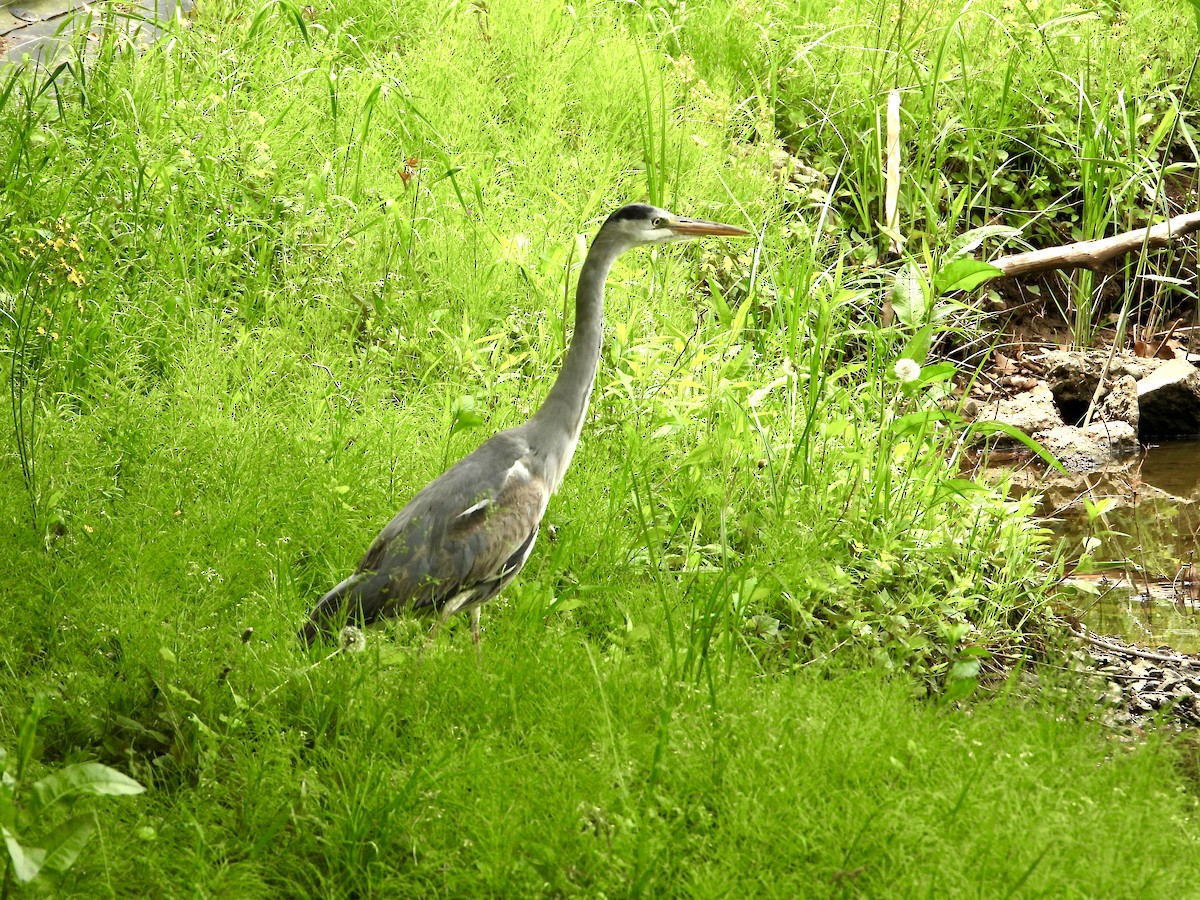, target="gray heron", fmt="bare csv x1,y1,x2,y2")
299,203,750,646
